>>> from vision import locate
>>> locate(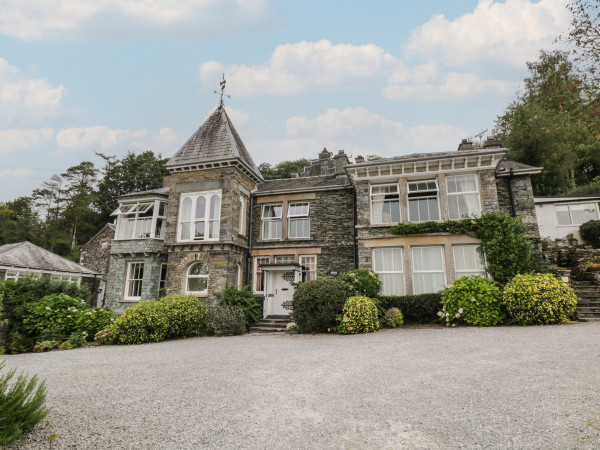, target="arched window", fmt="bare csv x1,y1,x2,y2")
186,262,208,294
